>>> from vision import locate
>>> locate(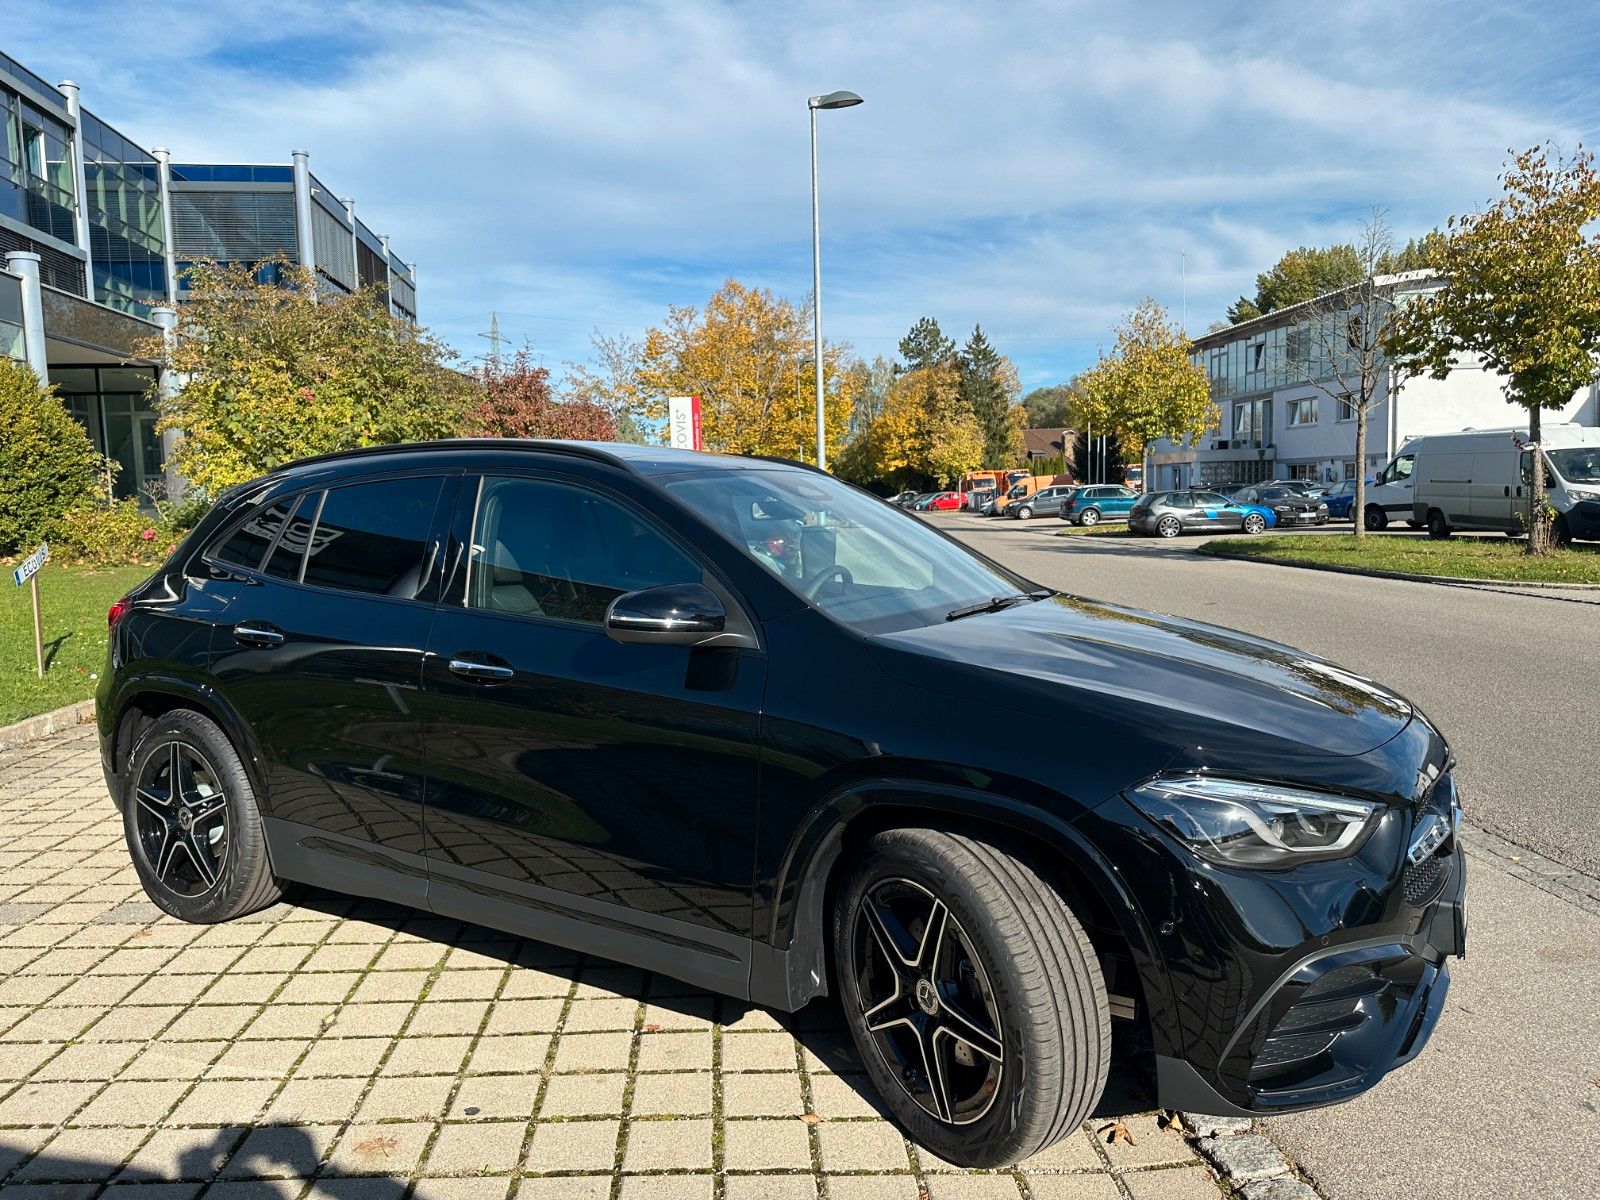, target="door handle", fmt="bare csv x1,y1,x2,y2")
448,658,514,682
1505,486,1511,497
233,622,285,648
